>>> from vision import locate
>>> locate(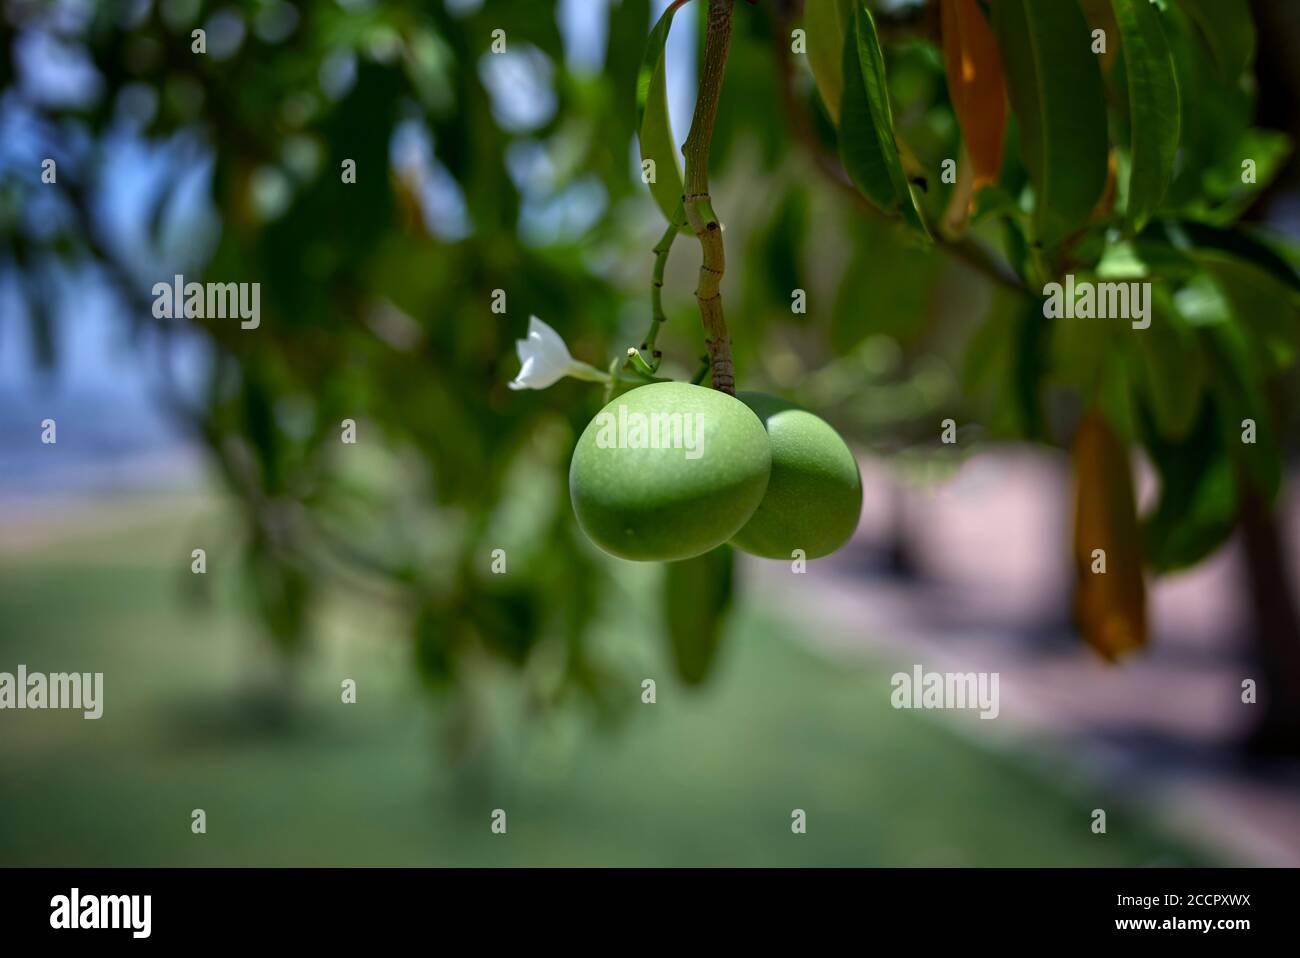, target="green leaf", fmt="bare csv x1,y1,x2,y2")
831,215,937,349
1095,344,1139,441
1203,322,1281,502
1160,2,1253,212
753,188,810,320
992,0,1109,249
965,295,1048,440
805,0,853,122
1134,289,1203,440
1050,283,1130,413
662,545,734,686
1139,397,1238,572
1195,250,1300,370
1112,0,1180,231
1197,128,1291,225
1165,220,1300,292
636,3,689,231
837,2,930,238
1176,0,1255,82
